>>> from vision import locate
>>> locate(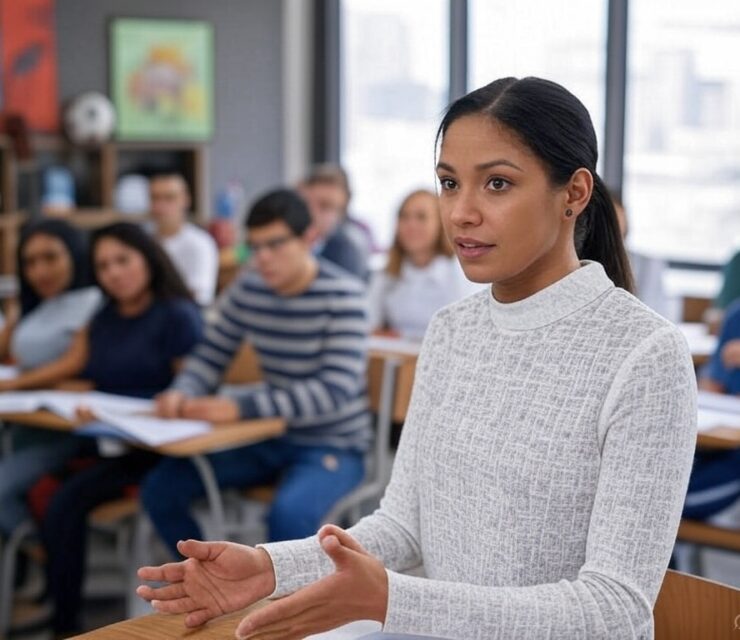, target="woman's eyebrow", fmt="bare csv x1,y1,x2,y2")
435,159,524,173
